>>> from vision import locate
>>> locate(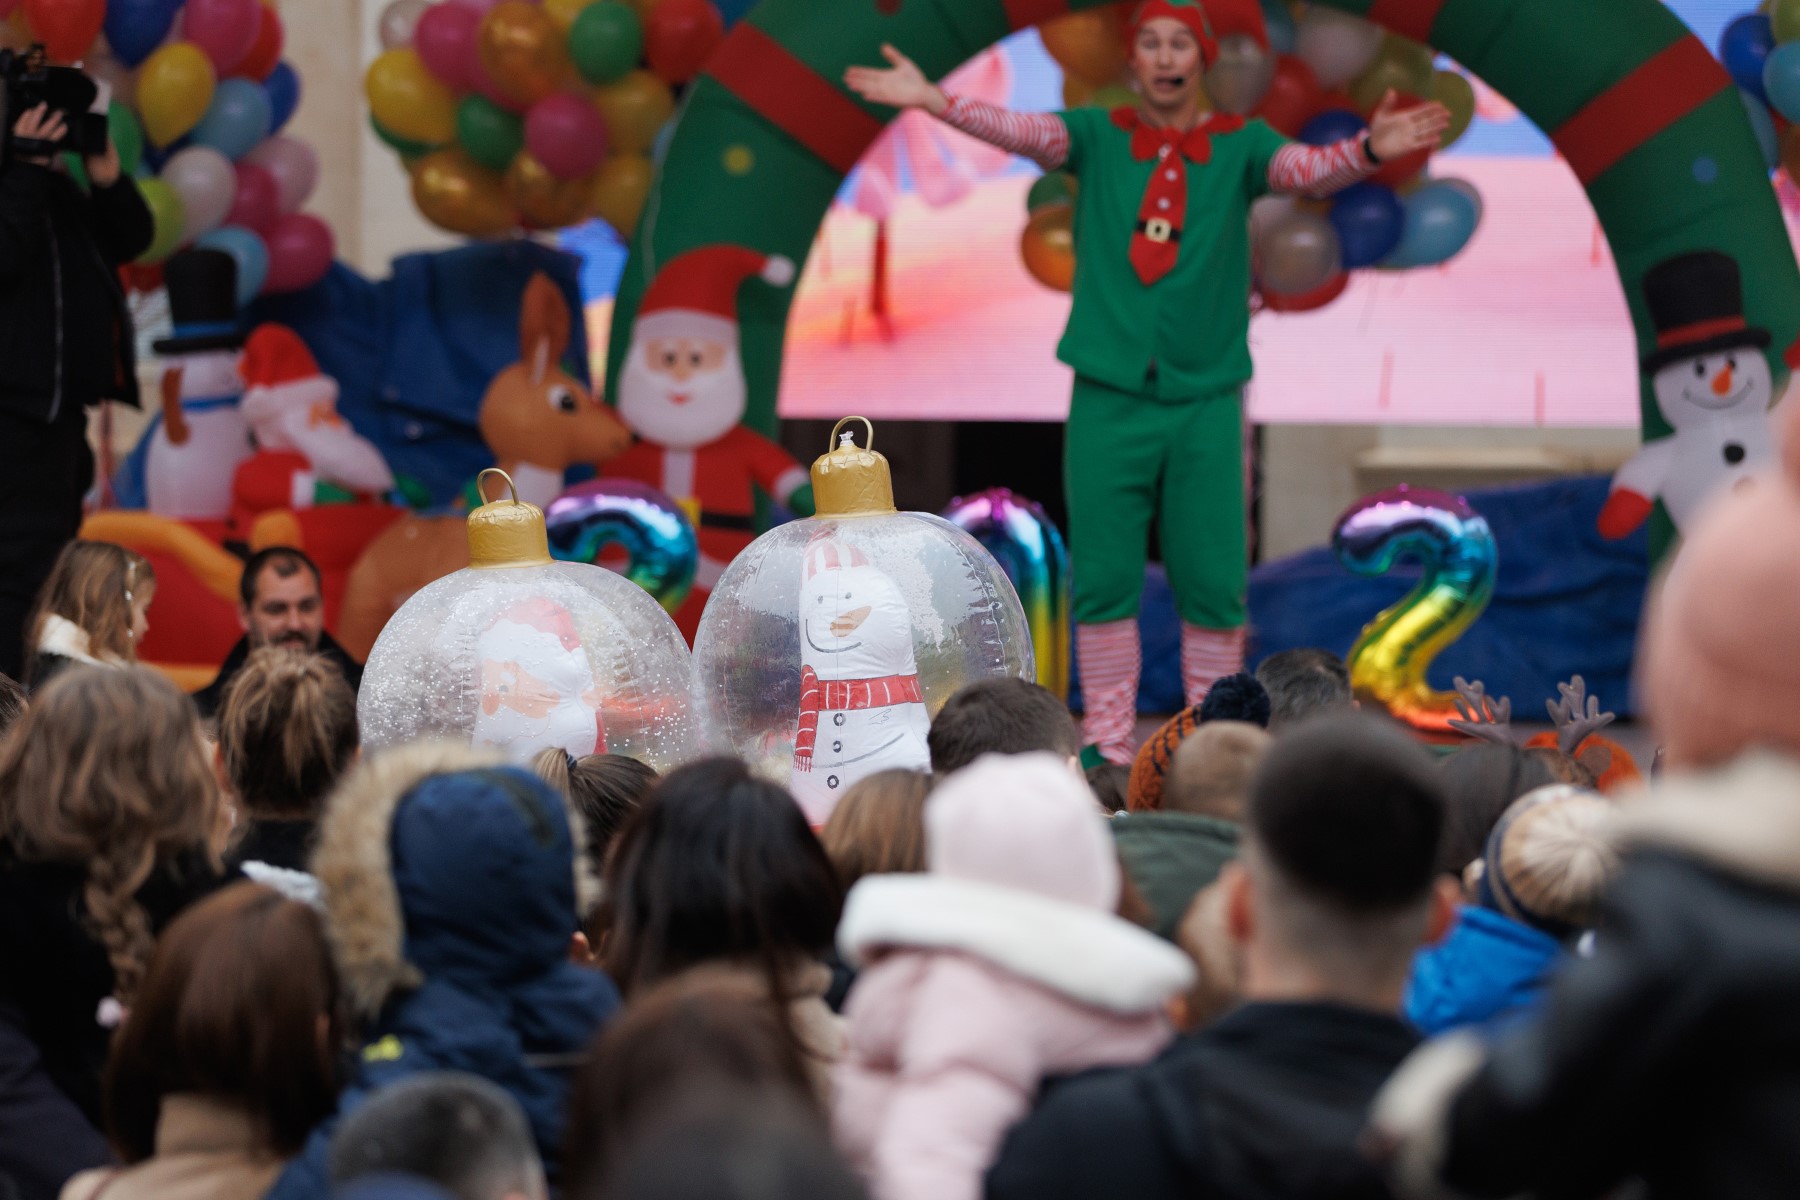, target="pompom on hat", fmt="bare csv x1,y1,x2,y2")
1639,390,1800,768
1474,785,1619,941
